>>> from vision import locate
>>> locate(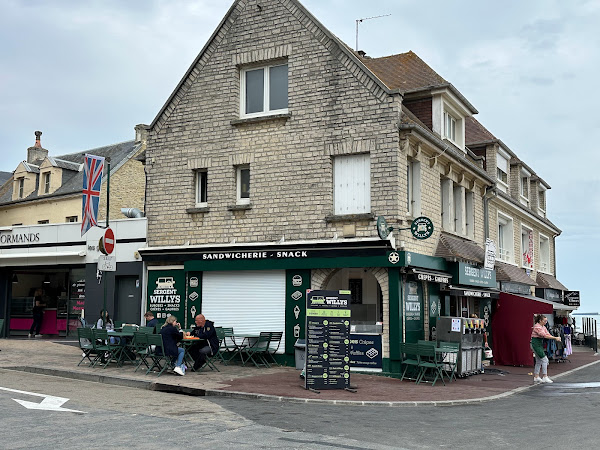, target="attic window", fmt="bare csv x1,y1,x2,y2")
43,172,51,194
444,111,456,142
240,63,288,118
17,178,24,198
